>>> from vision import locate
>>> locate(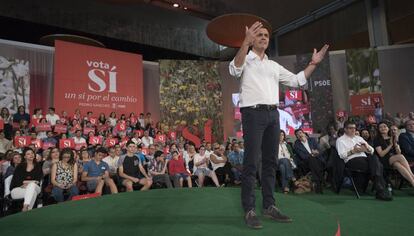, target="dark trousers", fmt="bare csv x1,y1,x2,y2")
299,157,325,183
346,155,386,193
241,108,279,212
215,162,234,184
